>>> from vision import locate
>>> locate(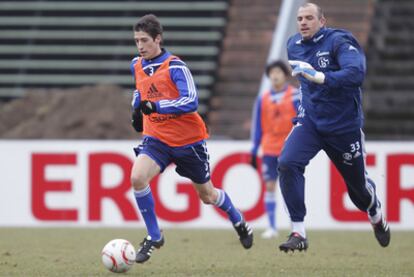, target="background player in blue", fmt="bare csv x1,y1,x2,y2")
278,3,390,252
130,14,253,263
250,60,300,239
